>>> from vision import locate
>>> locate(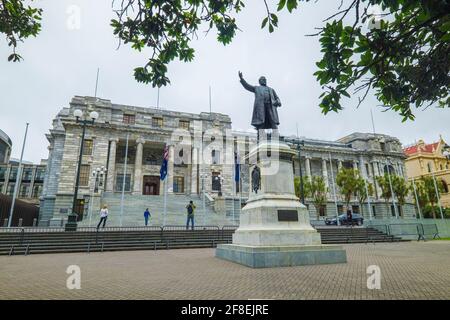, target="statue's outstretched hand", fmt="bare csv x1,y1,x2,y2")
238,71,243,80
